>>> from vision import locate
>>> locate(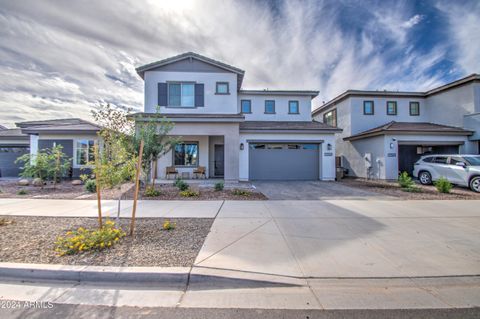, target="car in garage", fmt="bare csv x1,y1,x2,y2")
413,154,480,192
